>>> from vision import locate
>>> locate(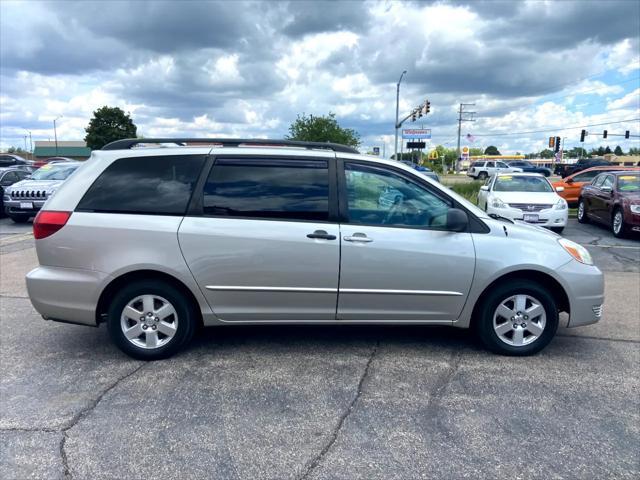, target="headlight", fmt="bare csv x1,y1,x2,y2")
554,198,568,210
491,197,507,208
631,204,640,214
558,238,593,265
